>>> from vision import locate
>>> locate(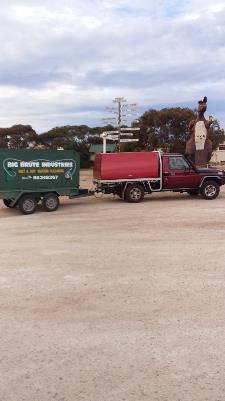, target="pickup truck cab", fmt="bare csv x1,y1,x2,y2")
93,151,225,202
